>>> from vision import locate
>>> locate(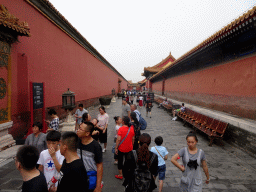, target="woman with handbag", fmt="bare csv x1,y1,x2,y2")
115,116,135,180
171,131,210,192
